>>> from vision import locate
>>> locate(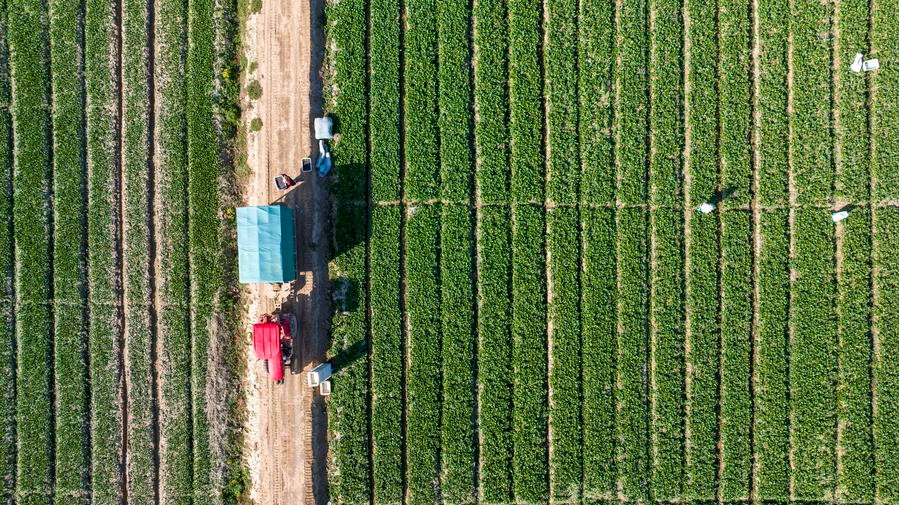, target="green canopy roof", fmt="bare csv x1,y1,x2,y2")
237,205,296,283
